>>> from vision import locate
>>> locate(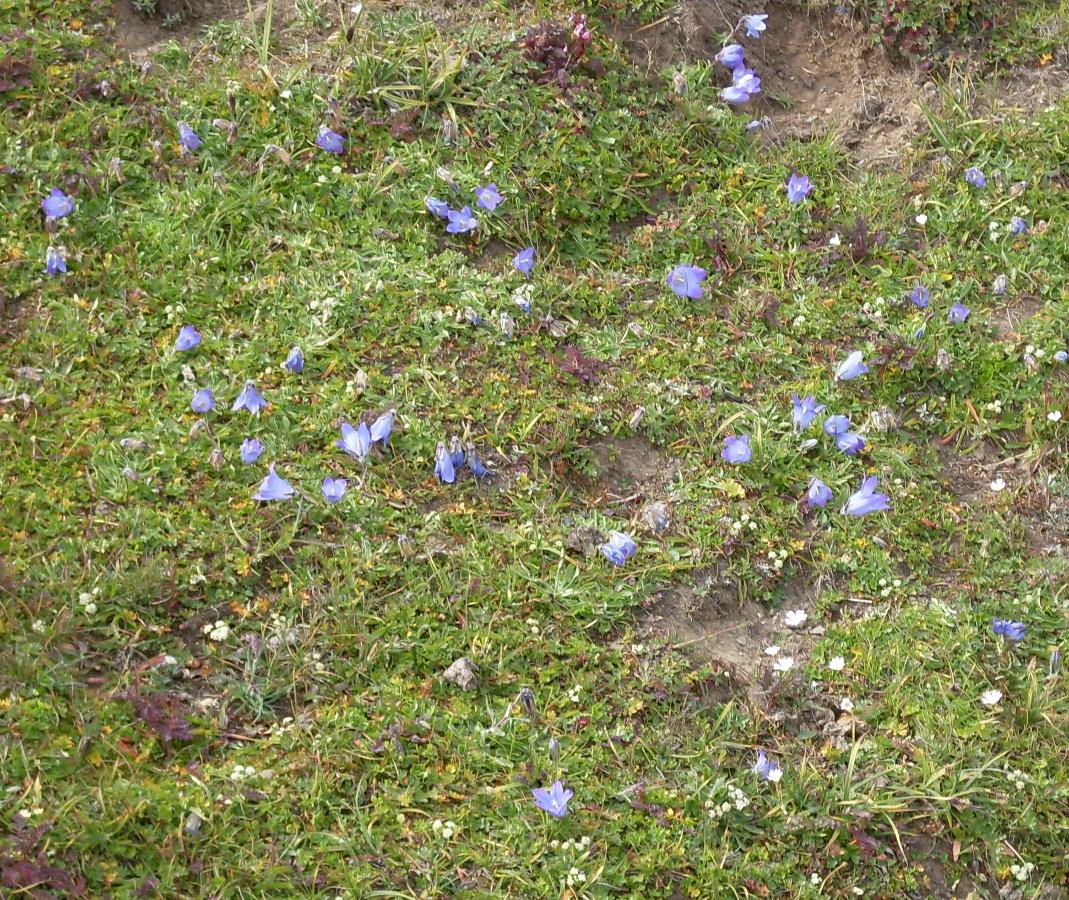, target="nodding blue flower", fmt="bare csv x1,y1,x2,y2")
370,409,395,445
1055,350,1068,364
716,44,745,68
786,173,813,204
791,394,825,432
1051,648,1062,676
721,68,761,104
448,435,465,468
721,434,752,464
991,274,1008,296
948,303,970,324
336,422,372,461
434,441,456,483
842,475,890,516
532,780,573,818
513,246,536,276
232,381,268,415
992,618,1026,642
44,245,67,276
191,388,215,413
823,414,850,436
475,183,502,211
1008,216,1027,235
253,463,295,501
667,264,708,299
805,477,833,508
465,443,489,479
315,124,345,155
284,346,304,373
321,476,348,504
964,167,986,188
910,284,930,308
446,205,478,234
514,295,531,315
835,432,865,456
41,188,74,219
464,307,483,326
177,121,202,152
835,350,868,381
752,750,781,782
175,325,201,352
424,196,451,218
741,13,768,38
746,119,764,131
240,438,264,464
599,530,637,566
